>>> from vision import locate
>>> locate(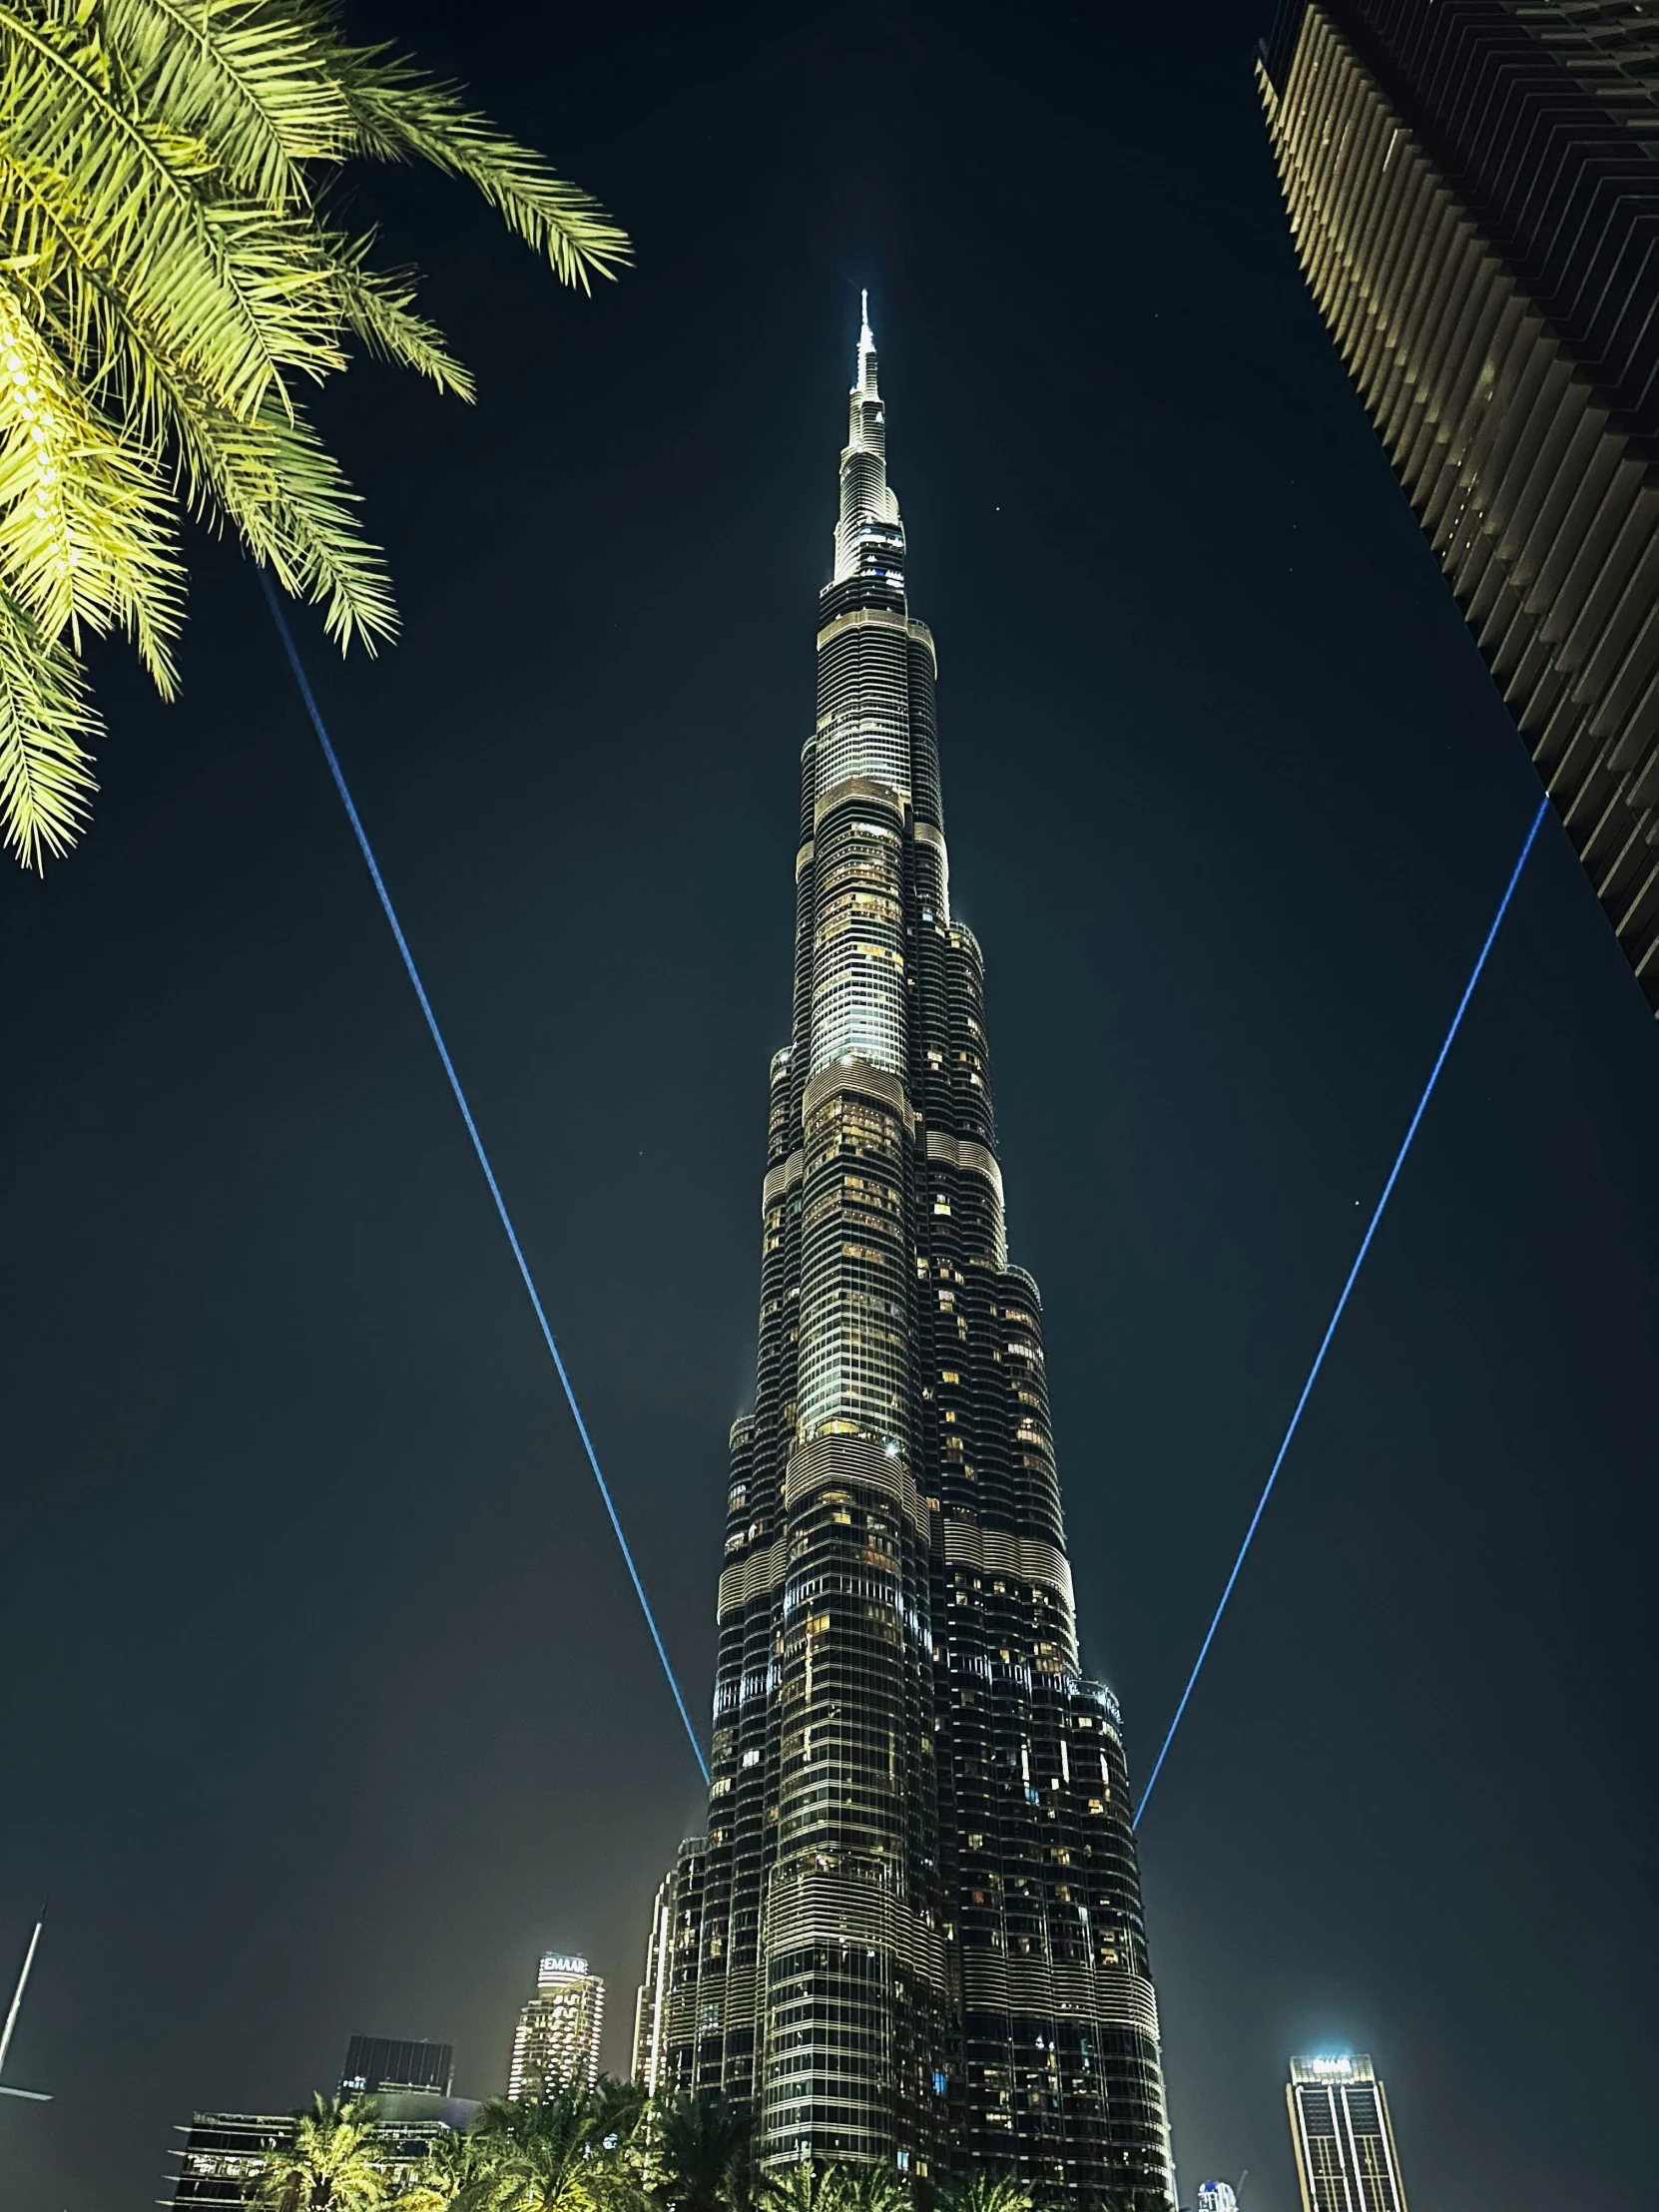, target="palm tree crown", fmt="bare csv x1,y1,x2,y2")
465,2079,649,2212
0,0,628,863
385,2121,499,2212
253,2094,387,2212
931,2178,1034,2212
649,2091,752,2212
